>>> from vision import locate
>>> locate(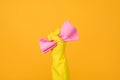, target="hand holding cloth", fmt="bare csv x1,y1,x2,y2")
40,21,79,80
